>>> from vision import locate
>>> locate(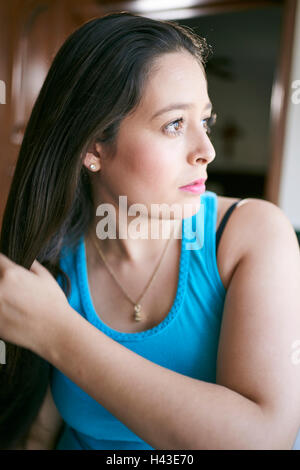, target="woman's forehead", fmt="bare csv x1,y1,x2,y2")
140,66,208,116
149,51,205,83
